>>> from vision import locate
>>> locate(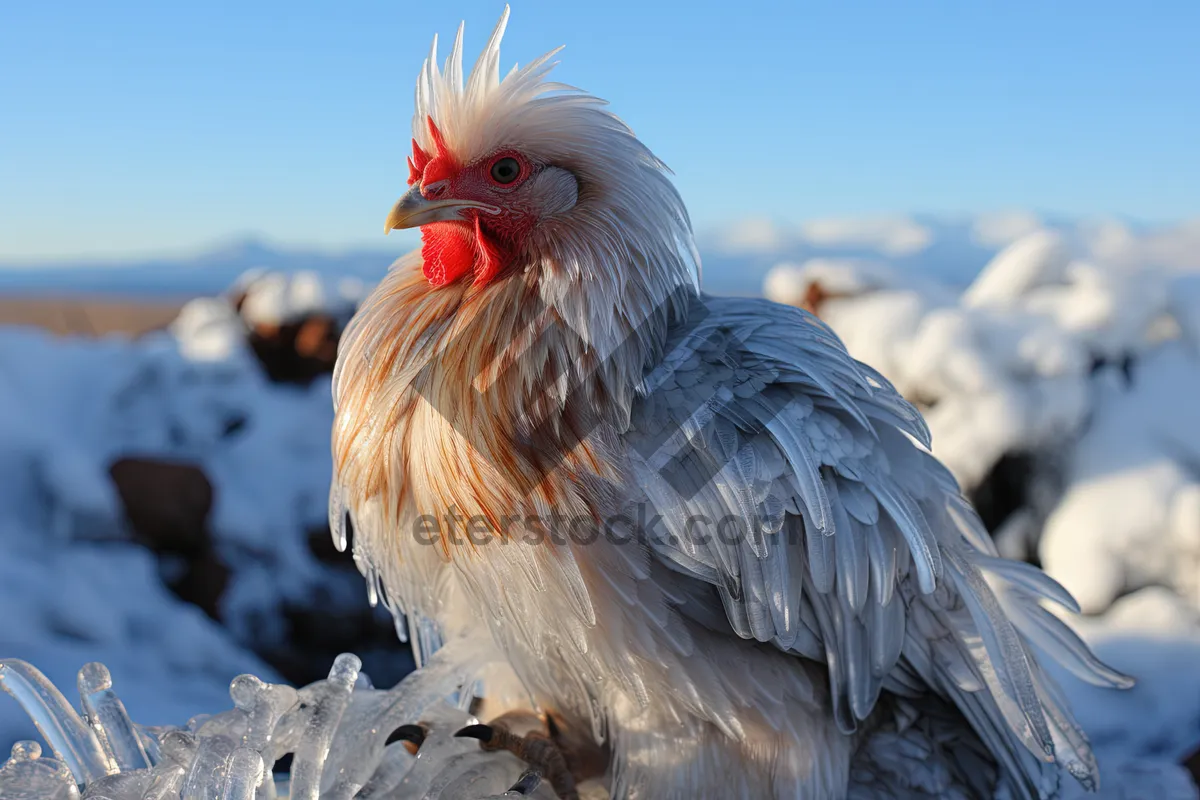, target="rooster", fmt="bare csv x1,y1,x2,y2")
330,8,1132,798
